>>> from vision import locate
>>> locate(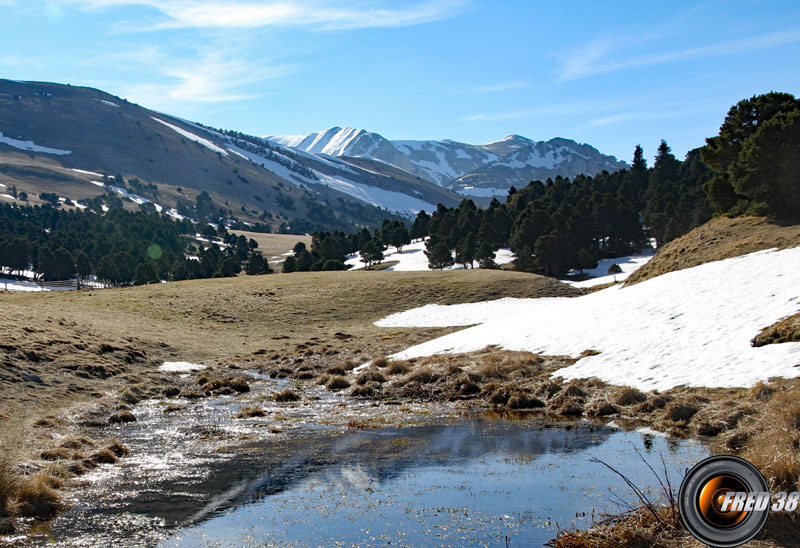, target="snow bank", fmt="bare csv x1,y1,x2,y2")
159,361,206,372
564,252,654,288
376,247,800,391
346,240,515,271
0,131,71,155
